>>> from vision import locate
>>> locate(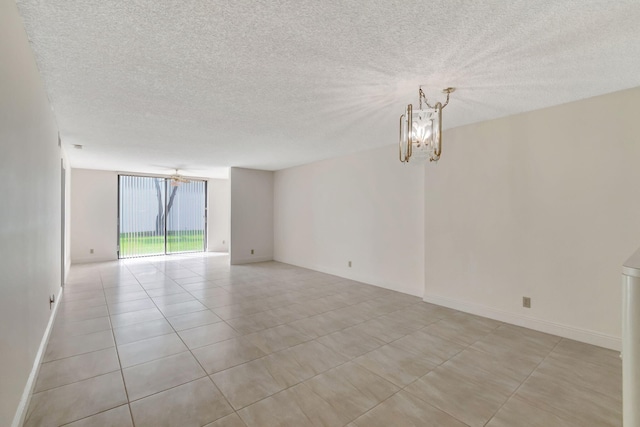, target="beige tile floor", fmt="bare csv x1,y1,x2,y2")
25,253,622,427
